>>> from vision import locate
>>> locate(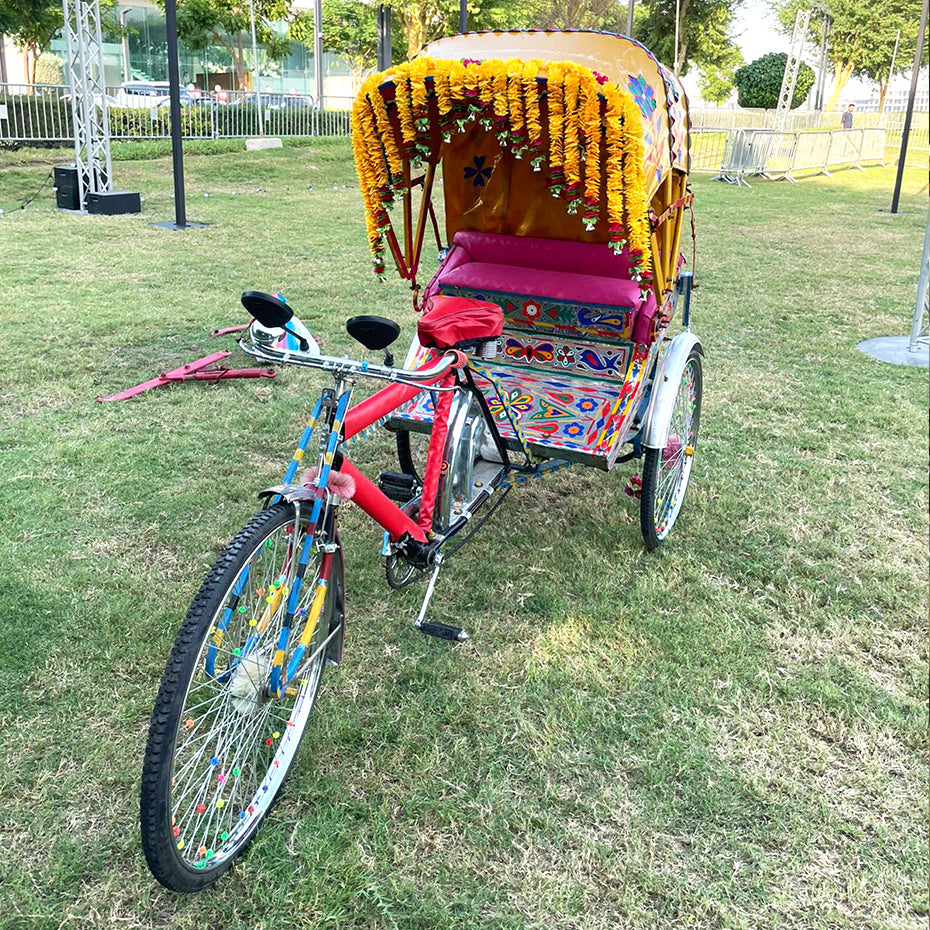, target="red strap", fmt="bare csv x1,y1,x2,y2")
416,371,455,532
650,192,694,230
